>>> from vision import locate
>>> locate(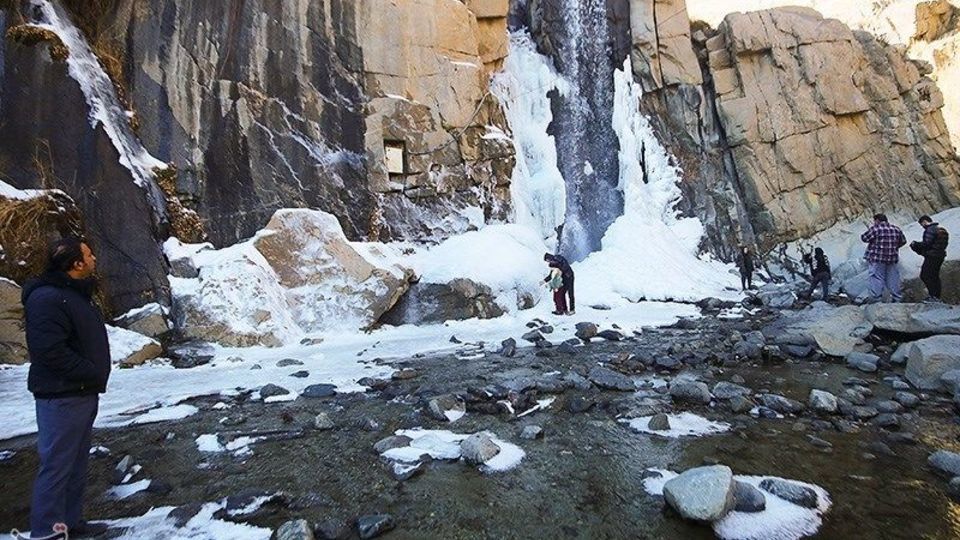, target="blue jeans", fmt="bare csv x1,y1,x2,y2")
30,395,99,537
868,261,902,302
